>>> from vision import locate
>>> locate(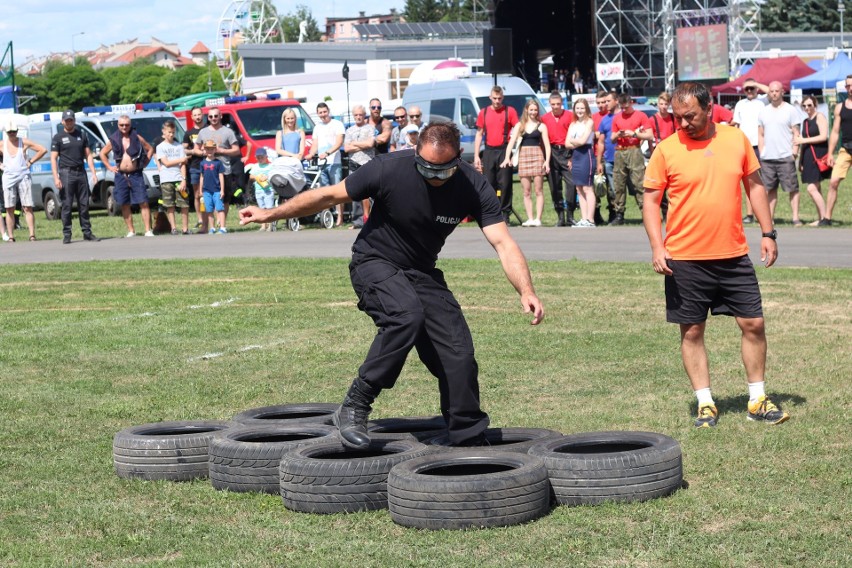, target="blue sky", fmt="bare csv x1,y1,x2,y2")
1,1,403,63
